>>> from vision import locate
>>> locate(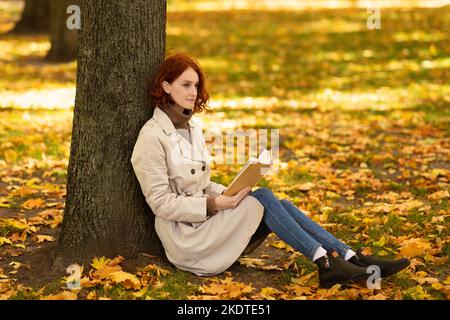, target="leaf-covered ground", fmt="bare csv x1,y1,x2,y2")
0,1,449,300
